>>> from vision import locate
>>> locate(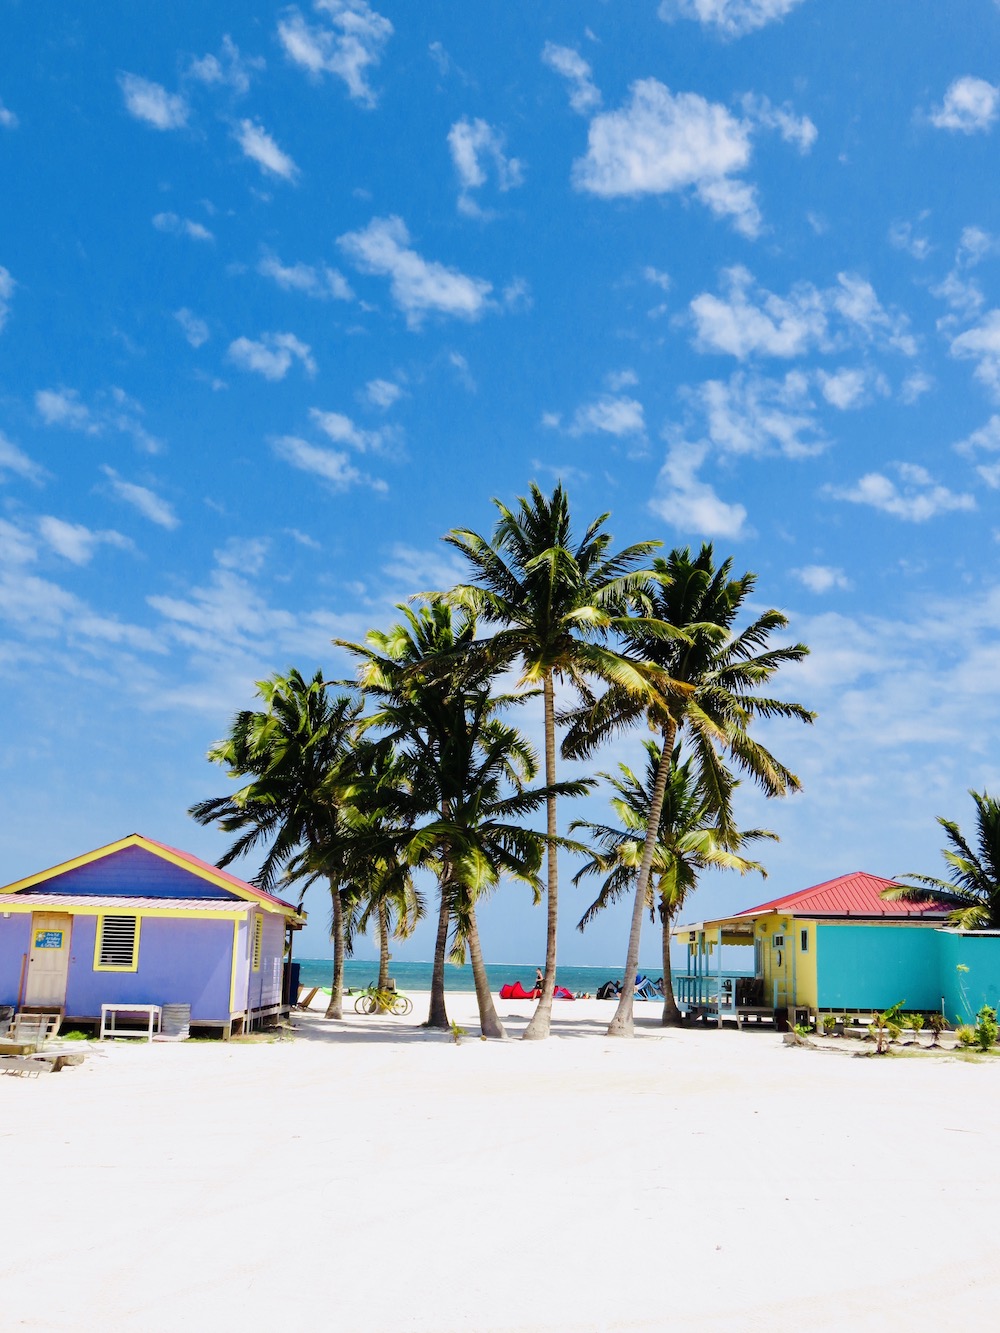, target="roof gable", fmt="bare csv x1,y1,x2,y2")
0,835,301,918
736,870,950,920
